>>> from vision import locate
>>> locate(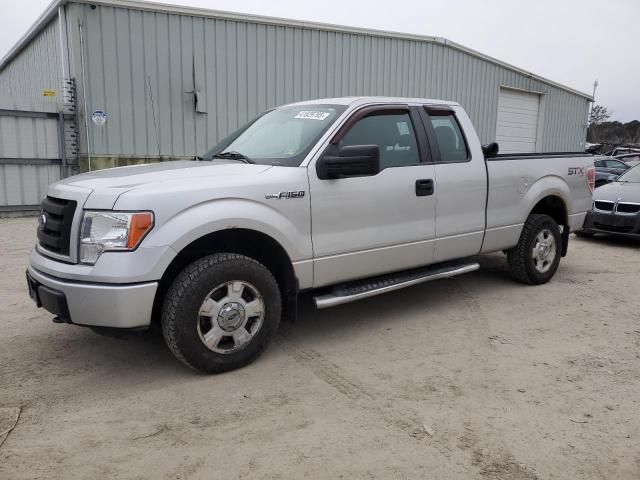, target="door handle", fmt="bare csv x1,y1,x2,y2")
415,179,434,196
